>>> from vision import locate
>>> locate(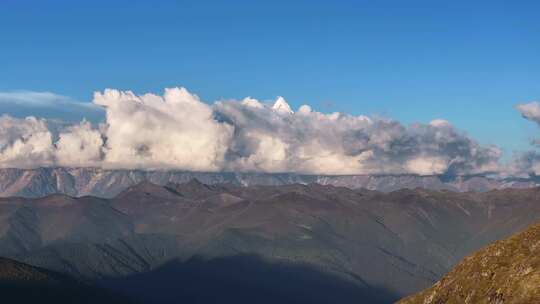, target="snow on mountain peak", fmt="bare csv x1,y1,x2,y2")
272,96,293,114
